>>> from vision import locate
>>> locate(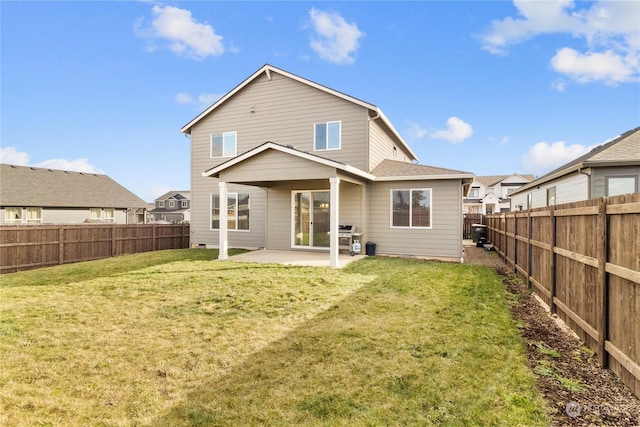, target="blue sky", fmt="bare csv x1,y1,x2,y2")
2,1,639,202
